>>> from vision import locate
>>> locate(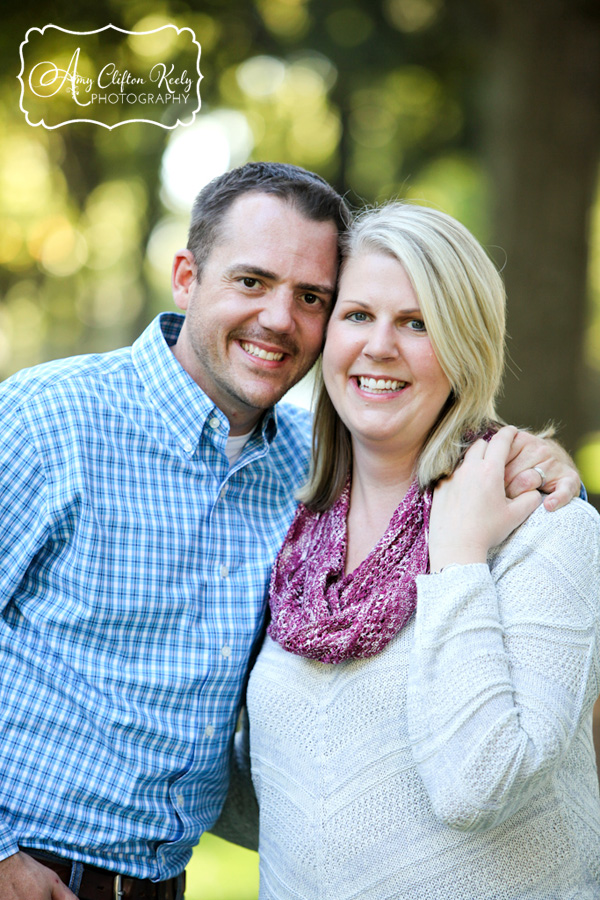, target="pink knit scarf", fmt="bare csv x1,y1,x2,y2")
267,477,432,665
